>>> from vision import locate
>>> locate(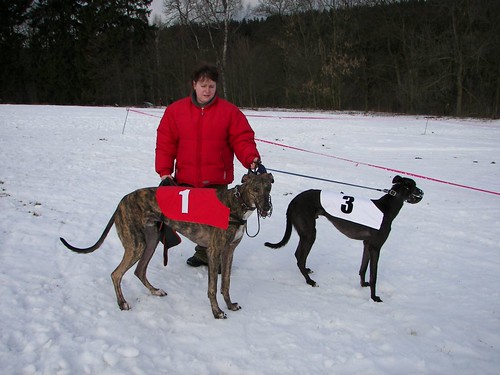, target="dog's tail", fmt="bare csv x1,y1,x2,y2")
264,213,293,249
60,211,116,254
